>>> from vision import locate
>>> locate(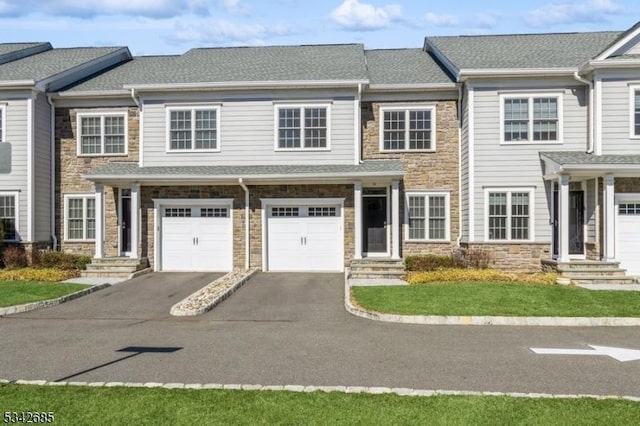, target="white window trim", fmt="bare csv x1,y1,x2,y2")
0,191,19,242
379,104,437,153
628,84,640,139
63,194,97,242
0,105,5,143
165,105,221,153
76,111,129,157
499,93,564,145
273,103,332,152
404,191,450,242
483,187,535,242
